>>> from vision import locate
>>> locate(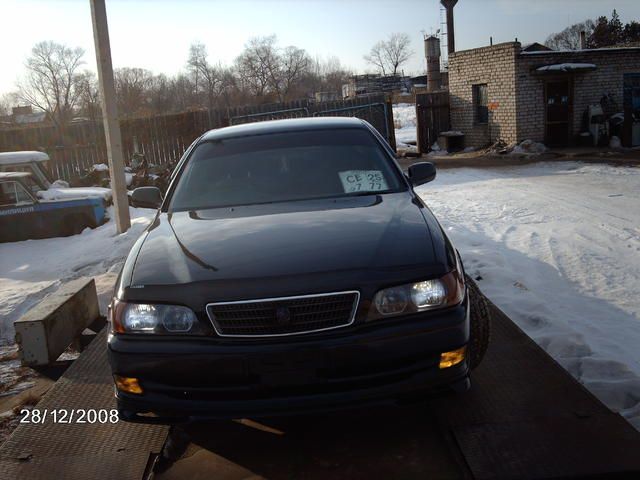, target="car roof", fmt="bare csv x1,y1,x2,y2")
200,116,367,142
0,171,32,180
0,151,50,165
